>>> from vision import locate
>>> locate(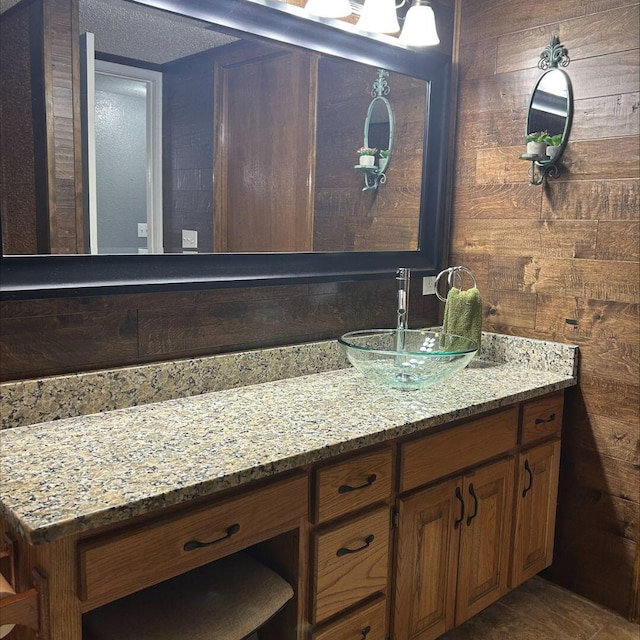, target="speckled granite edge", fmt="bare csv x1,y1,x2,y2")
1,364,576,545
0,332,578,430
